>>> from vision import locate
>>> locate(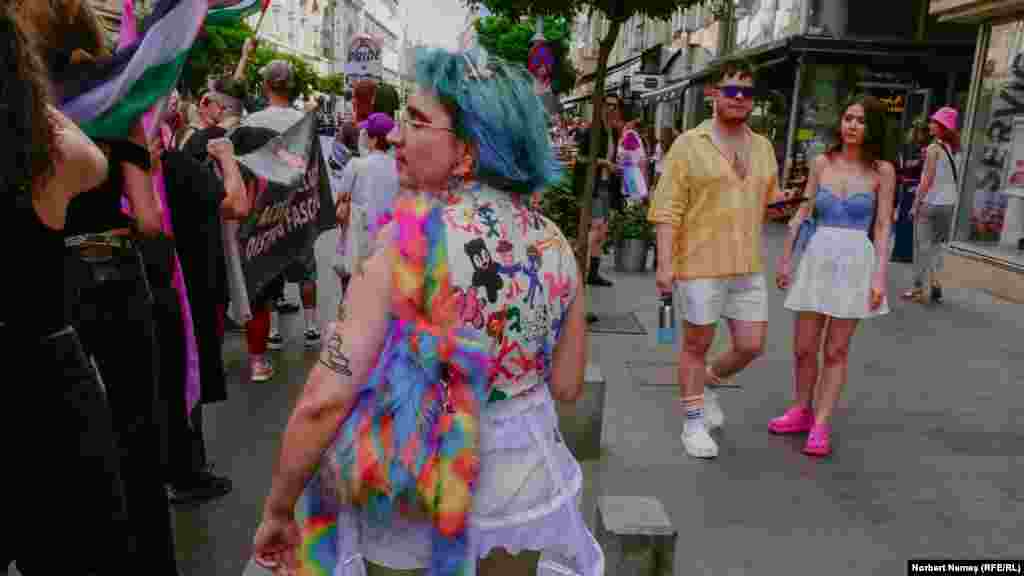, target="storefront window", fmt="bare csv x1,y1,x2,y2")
956,20,1024,260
